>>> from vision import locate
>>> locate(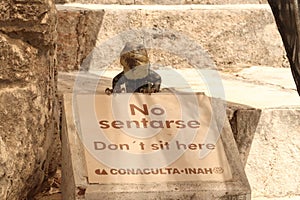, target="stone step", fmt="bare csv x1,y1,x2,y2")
86,66,298,108
56,0,268,5
56,4,287,72
59,67,299,109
